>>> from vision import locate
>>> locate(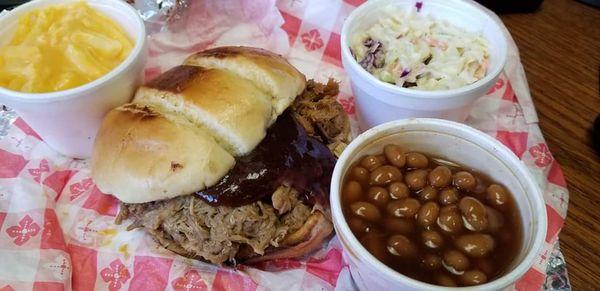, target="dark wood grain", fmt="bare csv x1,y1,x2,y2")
500,0,600,289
